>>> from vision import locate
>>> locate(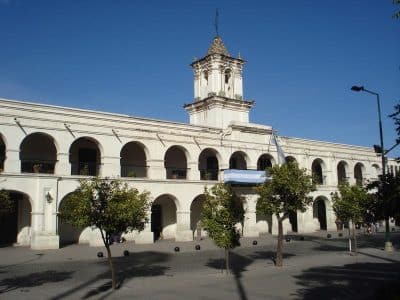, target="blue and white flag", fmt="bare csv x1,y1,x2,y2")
273,132,286,165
